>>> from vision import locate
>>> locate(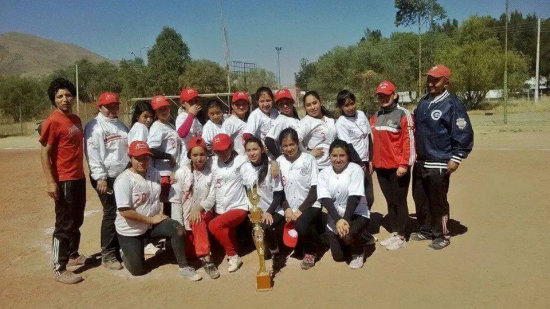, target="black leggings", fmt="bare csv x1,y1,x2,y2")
260,213,284,254
326,215,370,262
117,219,188,276
294,207,322,255
91,177,119,260
376,168,411,236
363,162,375,209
